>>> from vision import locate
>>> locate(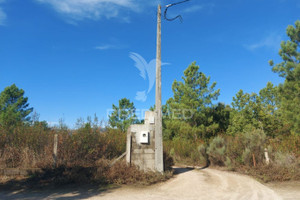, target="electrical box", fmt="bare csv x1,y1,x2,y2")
140,131,149,144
